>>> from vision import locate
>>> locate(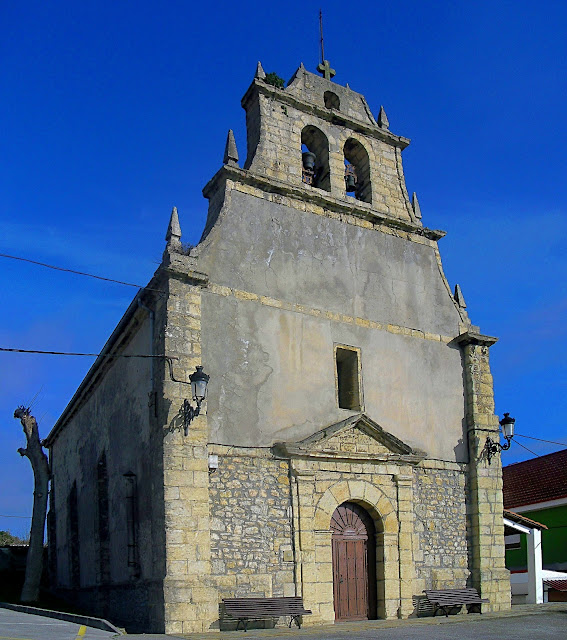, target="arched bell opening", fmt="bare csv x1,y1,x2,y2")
301,126,331,192
331,501,382,621
343,138,372,204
